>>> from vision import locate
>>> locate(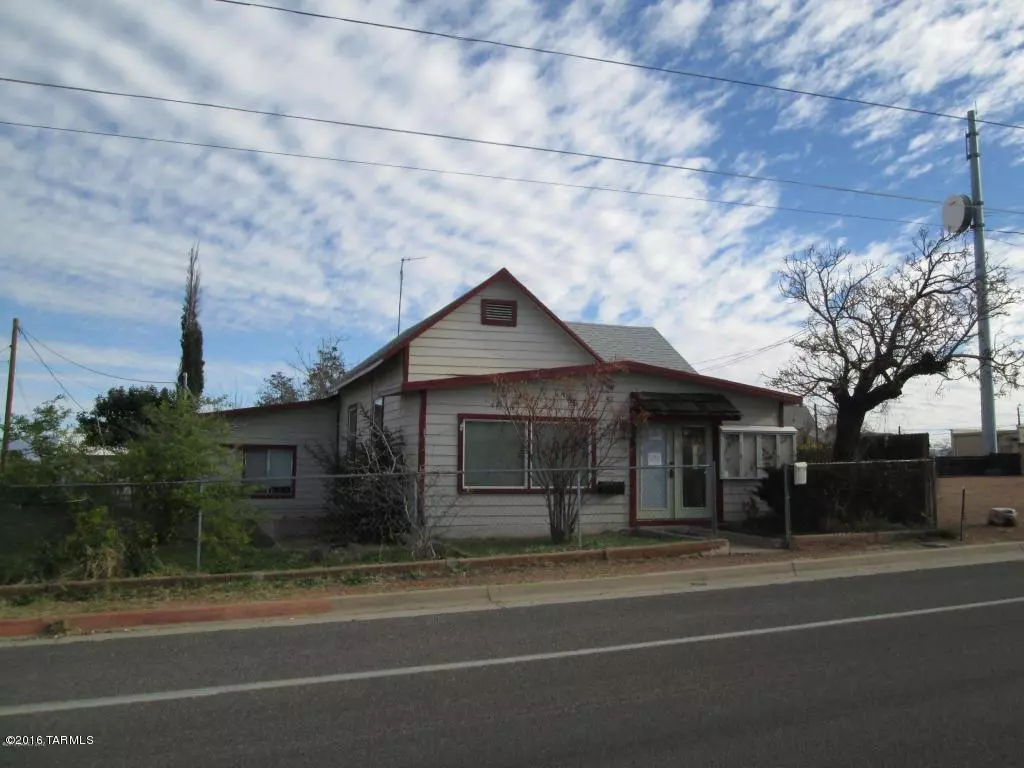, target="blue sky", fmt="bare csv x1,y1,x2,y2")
1,0,1022,440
